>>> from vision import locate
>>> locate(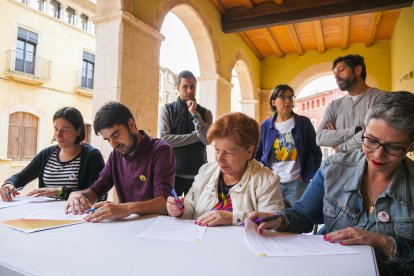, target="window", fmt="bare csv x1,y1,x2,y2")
316,99,320,108
50,0,61,19
80,14,88,31
311,100,314,109
302,103,305,111
15,27,38,75
66,7,76,25
306,102,310,110
81,52,95,89
37,0,45,12
322,97,326,106
8,112,38,161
